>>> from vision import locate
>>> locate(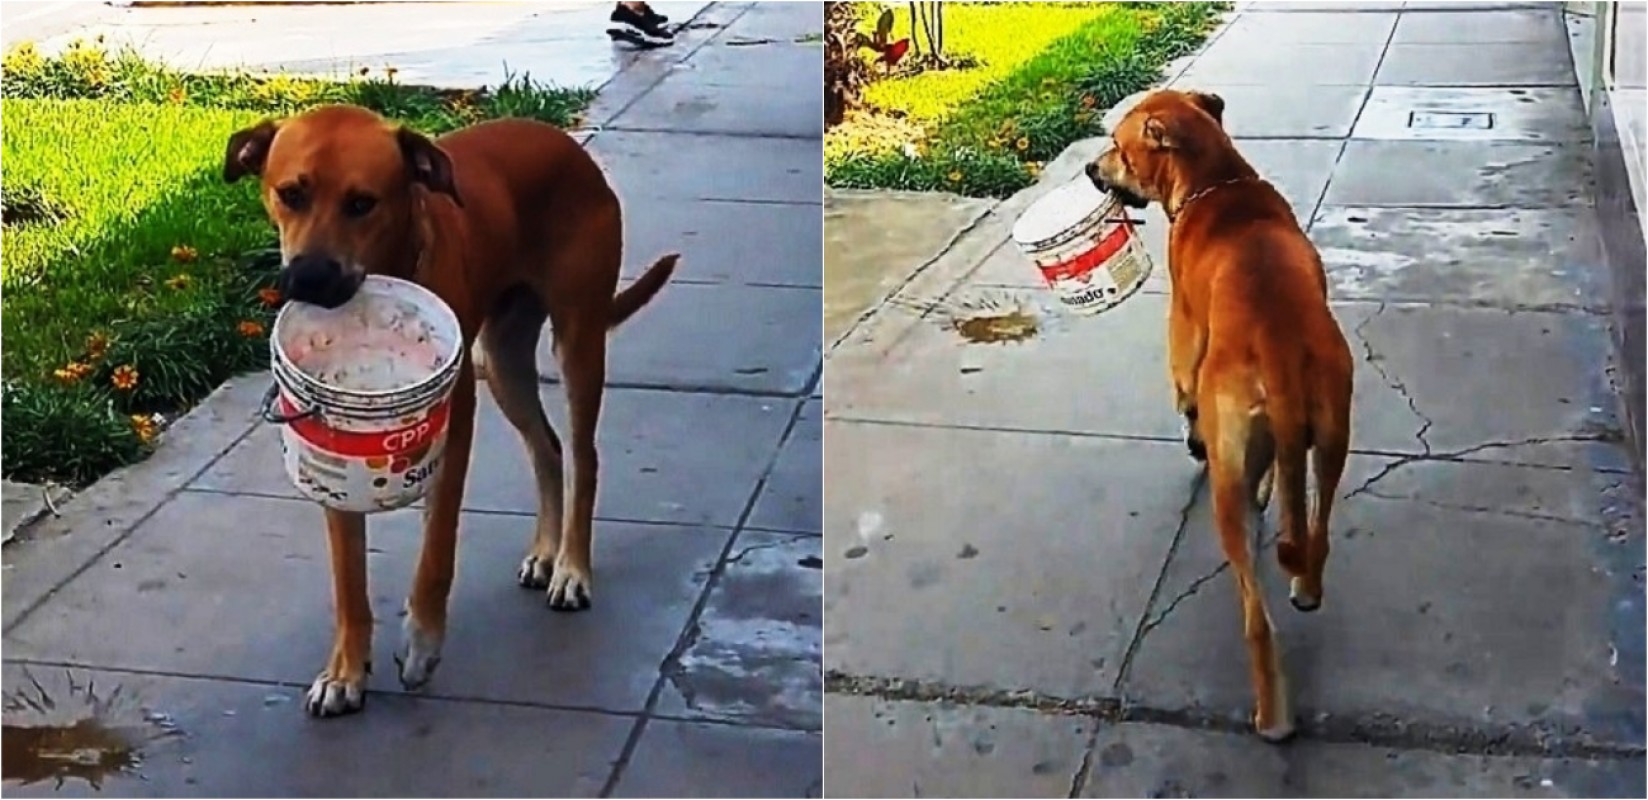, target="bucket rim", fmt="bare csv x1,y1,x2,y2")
270,274,464,402
1012,184,1128,252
